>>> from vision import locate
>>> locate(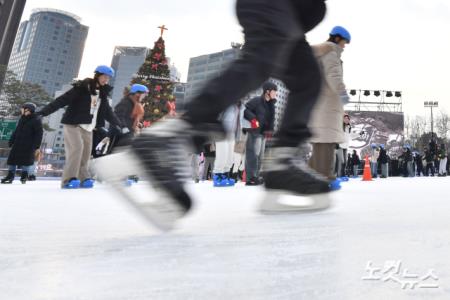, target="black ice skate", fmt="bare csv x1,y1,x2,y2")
93,118,195,231
1,171,14,184
20,171,28,184
261,147,333,213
